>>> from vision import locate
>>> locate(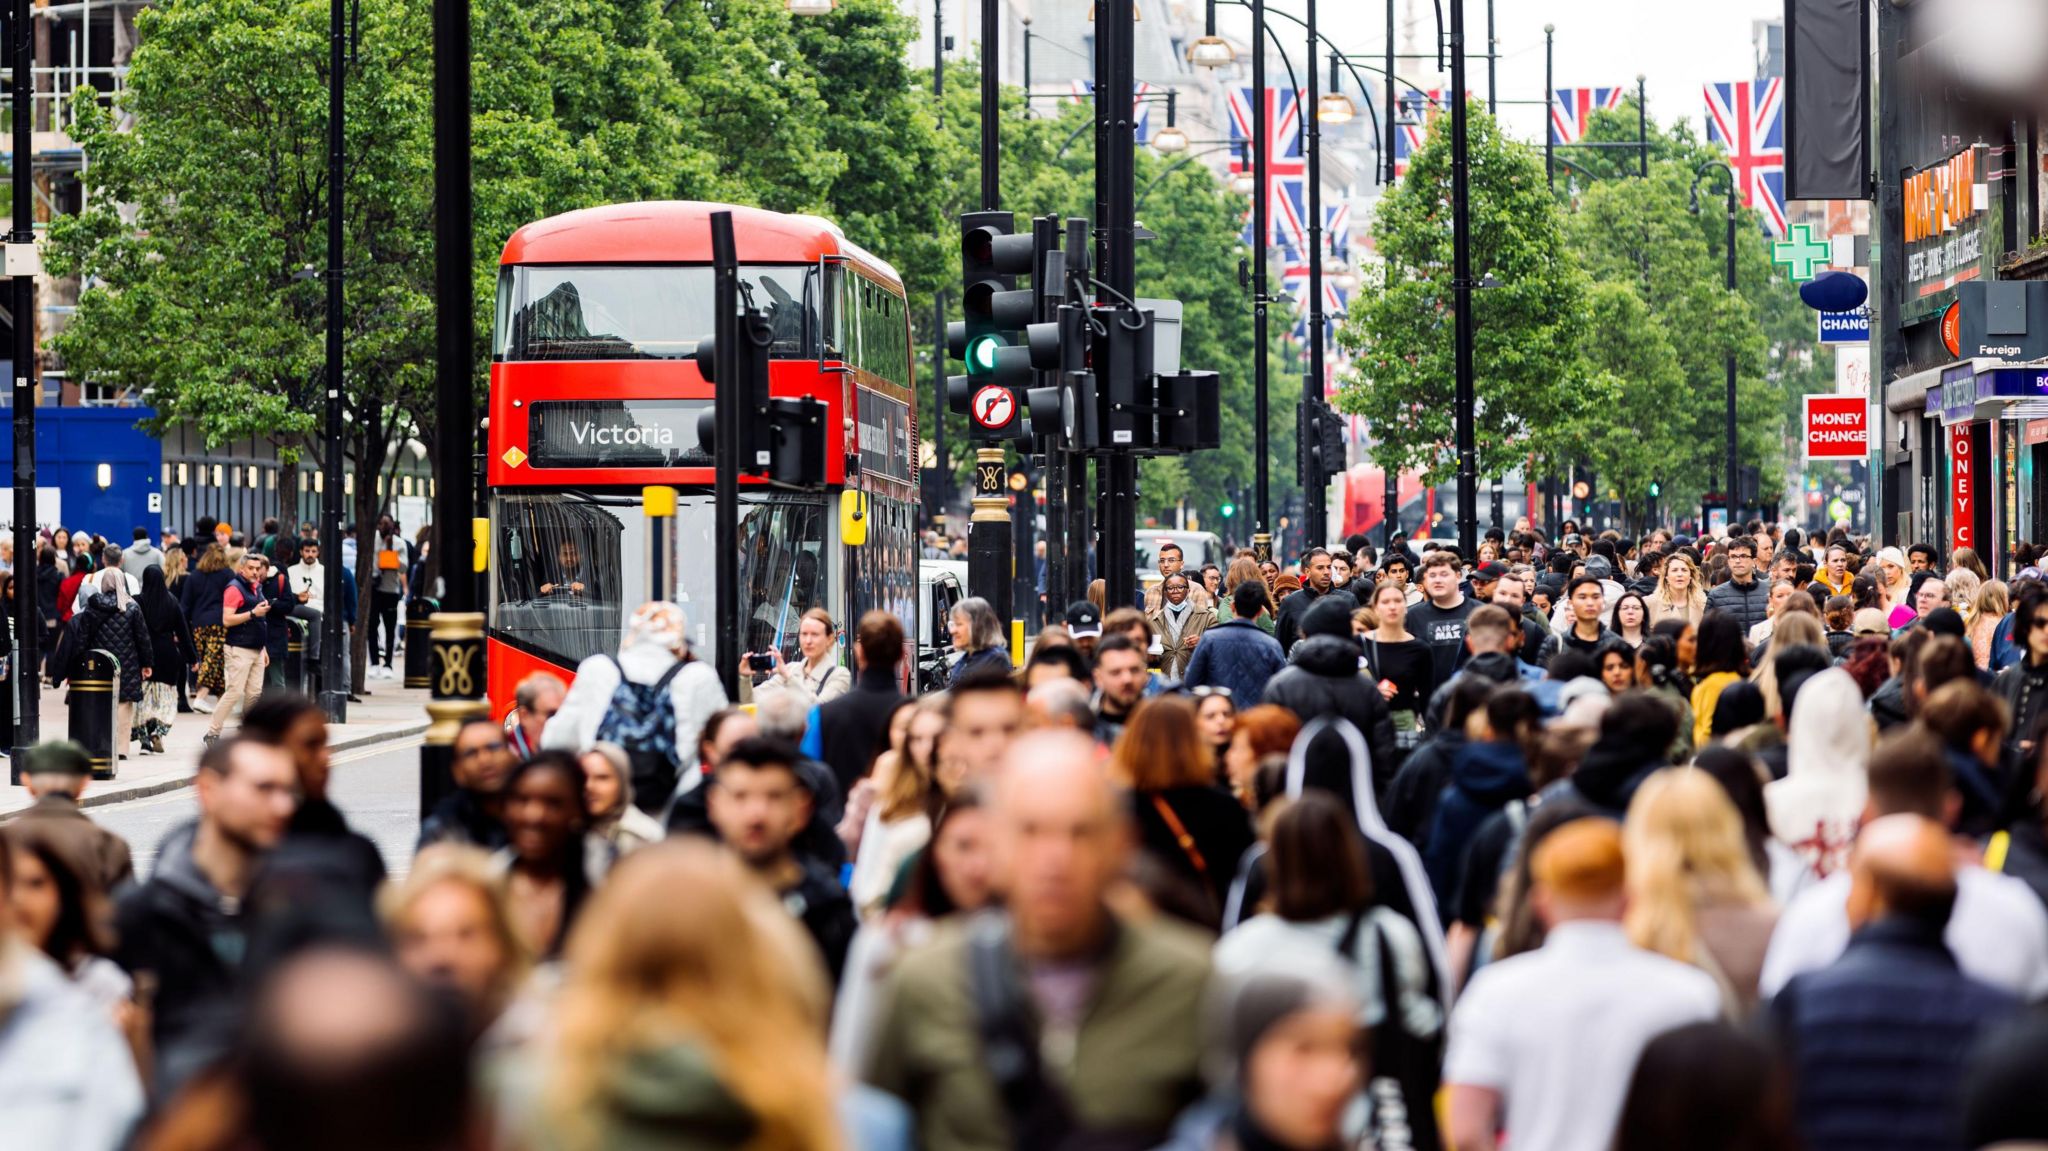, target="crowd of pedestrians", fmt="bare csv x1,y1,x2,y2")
0,514,430,756
13,517,2048,1150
